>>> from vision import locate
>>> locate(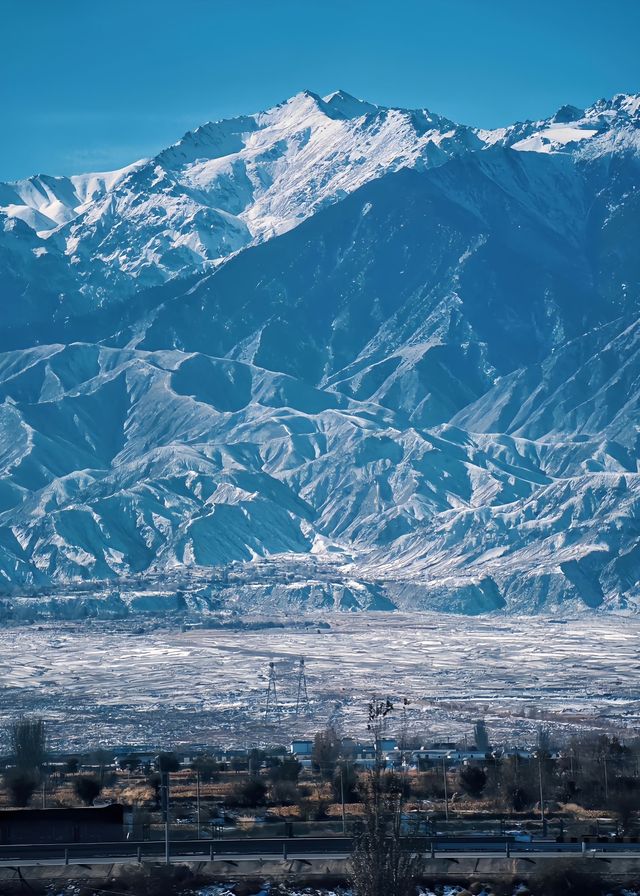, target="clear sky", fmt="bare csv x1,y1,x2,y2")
1,0,639,181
